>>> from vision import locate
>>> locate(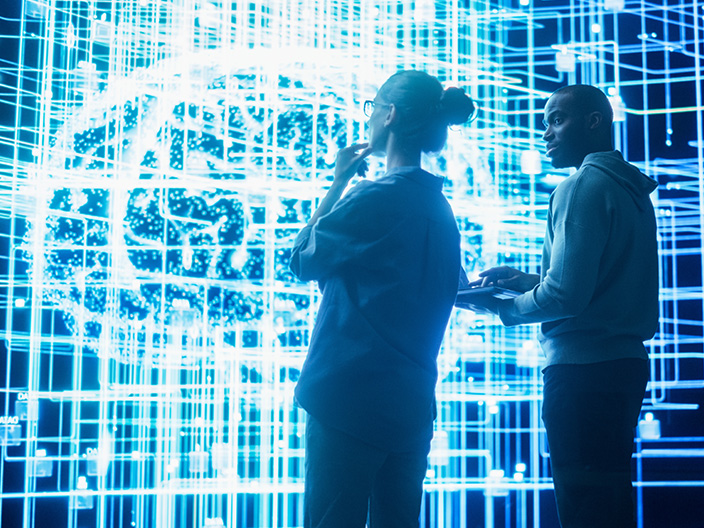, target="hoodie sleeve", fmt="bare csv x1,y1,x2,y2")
498,170,611,326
